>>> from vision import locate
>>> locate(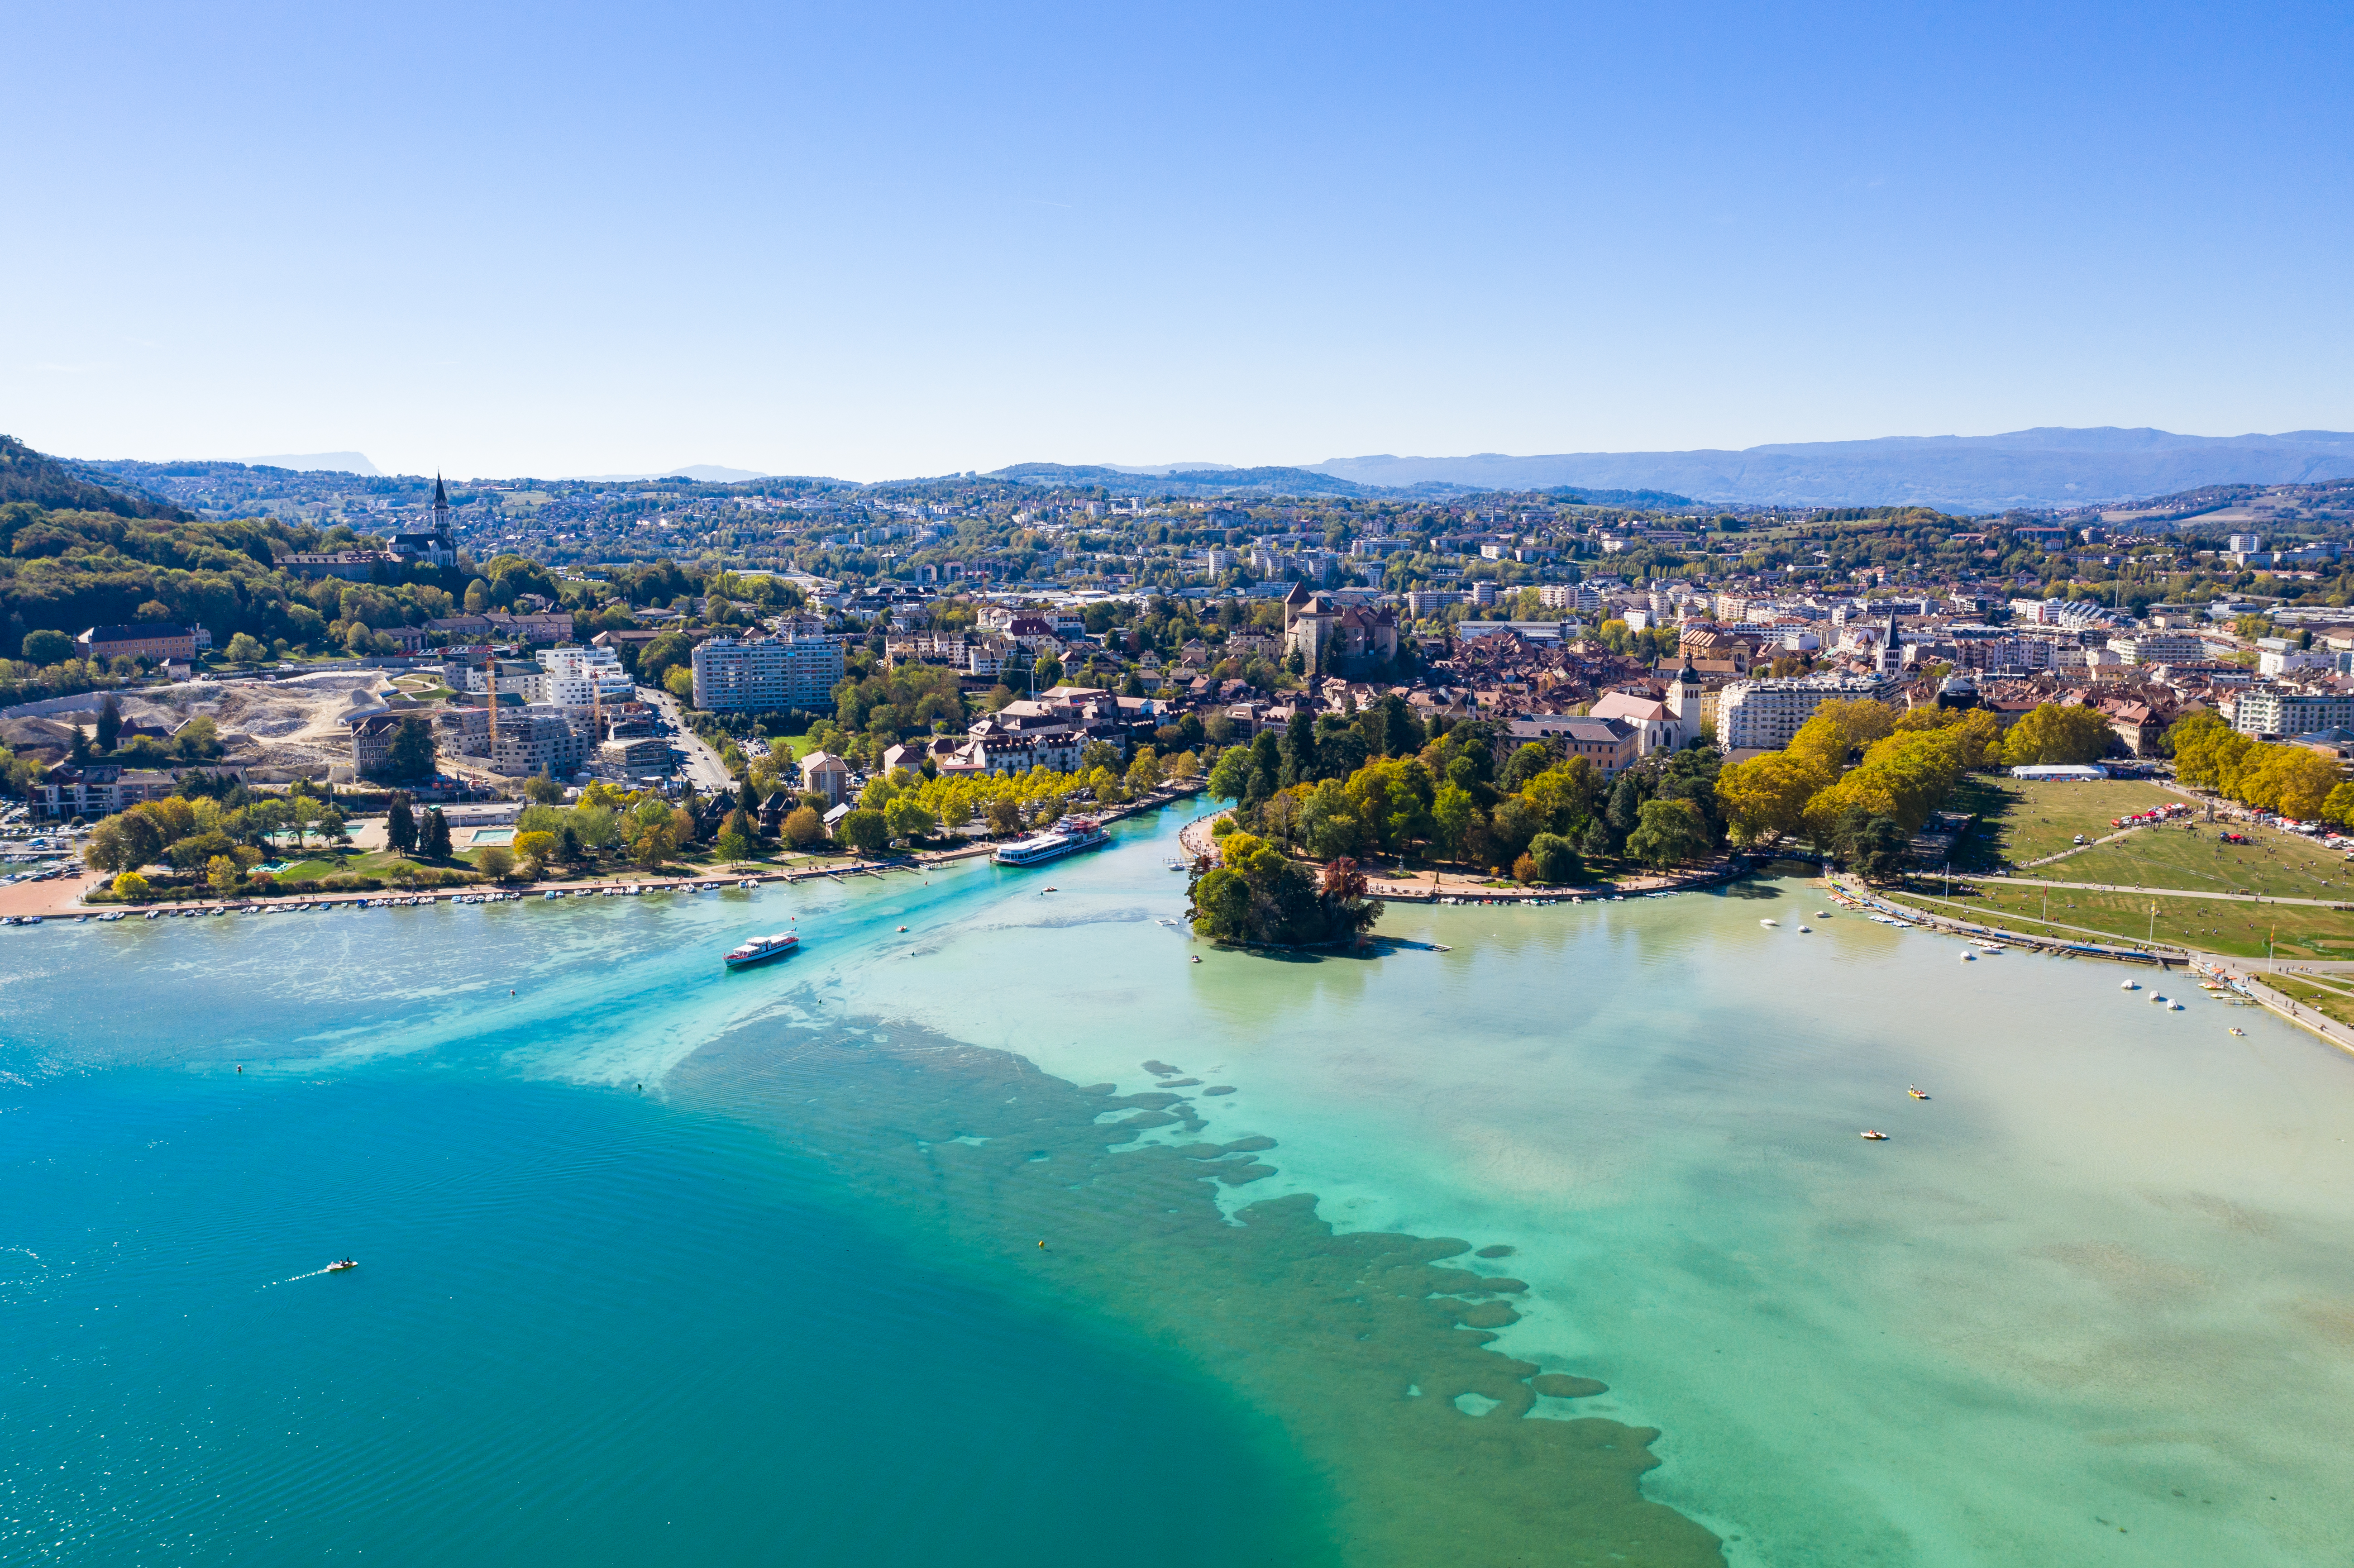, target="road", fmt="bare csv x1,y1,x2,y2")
637,686,735,793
